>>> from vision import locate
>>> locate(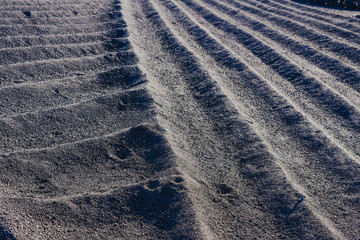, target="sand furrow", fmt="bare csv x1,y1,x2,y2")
0,14,109,21
0,51,137,85
251,0,360,34
0,1,101,7
147,0,360,238
0,88,156,151
0,9,112,19
0,66,145,117
172,0,360,155
123,0,355,238
1,0,359,239
0,39,130,65
0,20,120,28
205,0,360,104
1,47,132,67
0,85,145,120
0,17,111,26
0,0,94,4
224,0,360,68
274,0,360,23
0,1,203,239
0,8,105,14
202,0,360,110
0,4,103,12
201,0,360,93
0,23,118,38
181,0,360,158
237,0,360,46
0,40,108,52
0,32,109,49
224,0,360,70
0,123,197,239
198,0,360,114
1,126,137,155
0,64,138,89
